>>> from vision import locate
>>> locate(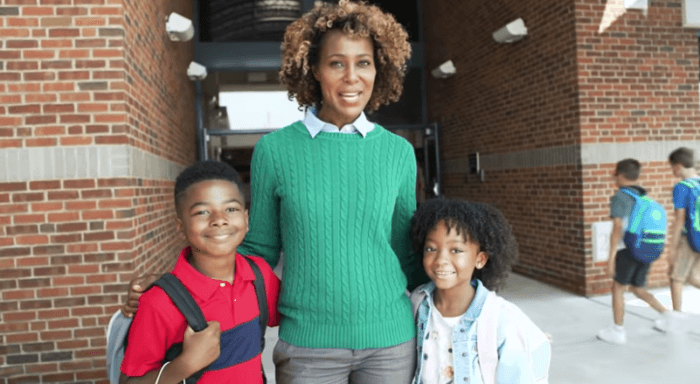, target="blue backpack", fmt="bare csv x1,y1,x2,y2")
678,178,700,252
620,188,667,263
